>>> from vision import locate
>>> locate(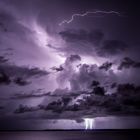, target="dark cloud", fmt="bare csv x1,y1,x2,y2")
57,29,104,56
10,90,50,99
66,54,81,62
59,29,129,58
98,40,127,57
13,77,31,86
59,29,104,45
57,29,104,57
0,106,4,109
51,65,64,72
14,104,39,114
0,64,49,78
0,6,29,35
99,61,113,71
118,57,140,70
13,82,140,116
0,56,49,86
0,56,8,63
0,22,8,32
0,71,11,85
0,7,15,24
